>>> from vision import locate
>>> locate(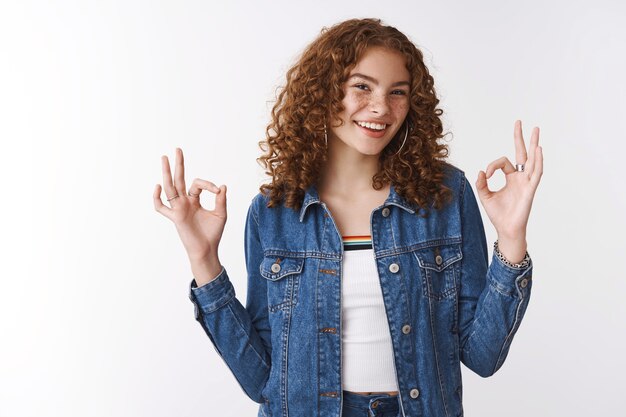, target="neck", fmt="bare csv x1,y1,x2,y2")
317,138,381,196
